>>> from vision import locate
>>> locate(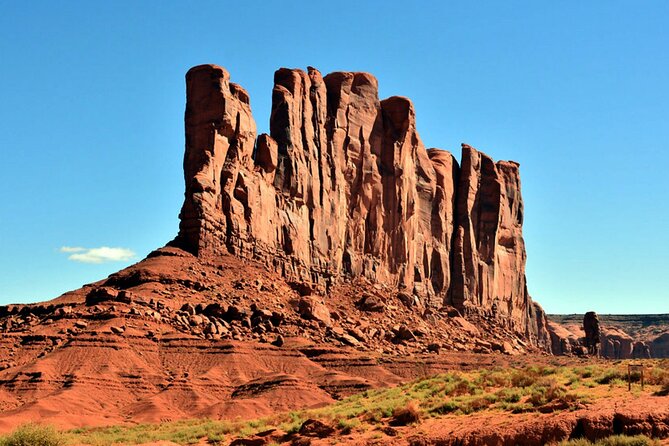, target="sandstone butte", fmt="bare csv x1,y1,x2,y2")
0,64,616,432
2,64,669,444
174,64,549,346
